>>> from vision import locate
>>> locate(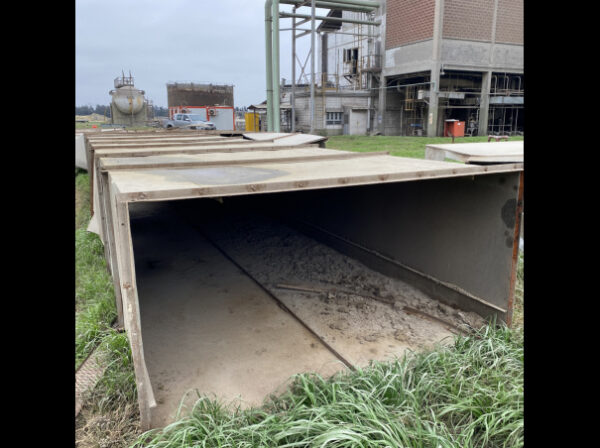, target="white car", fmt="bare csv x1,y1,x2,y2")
164,113,216,130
